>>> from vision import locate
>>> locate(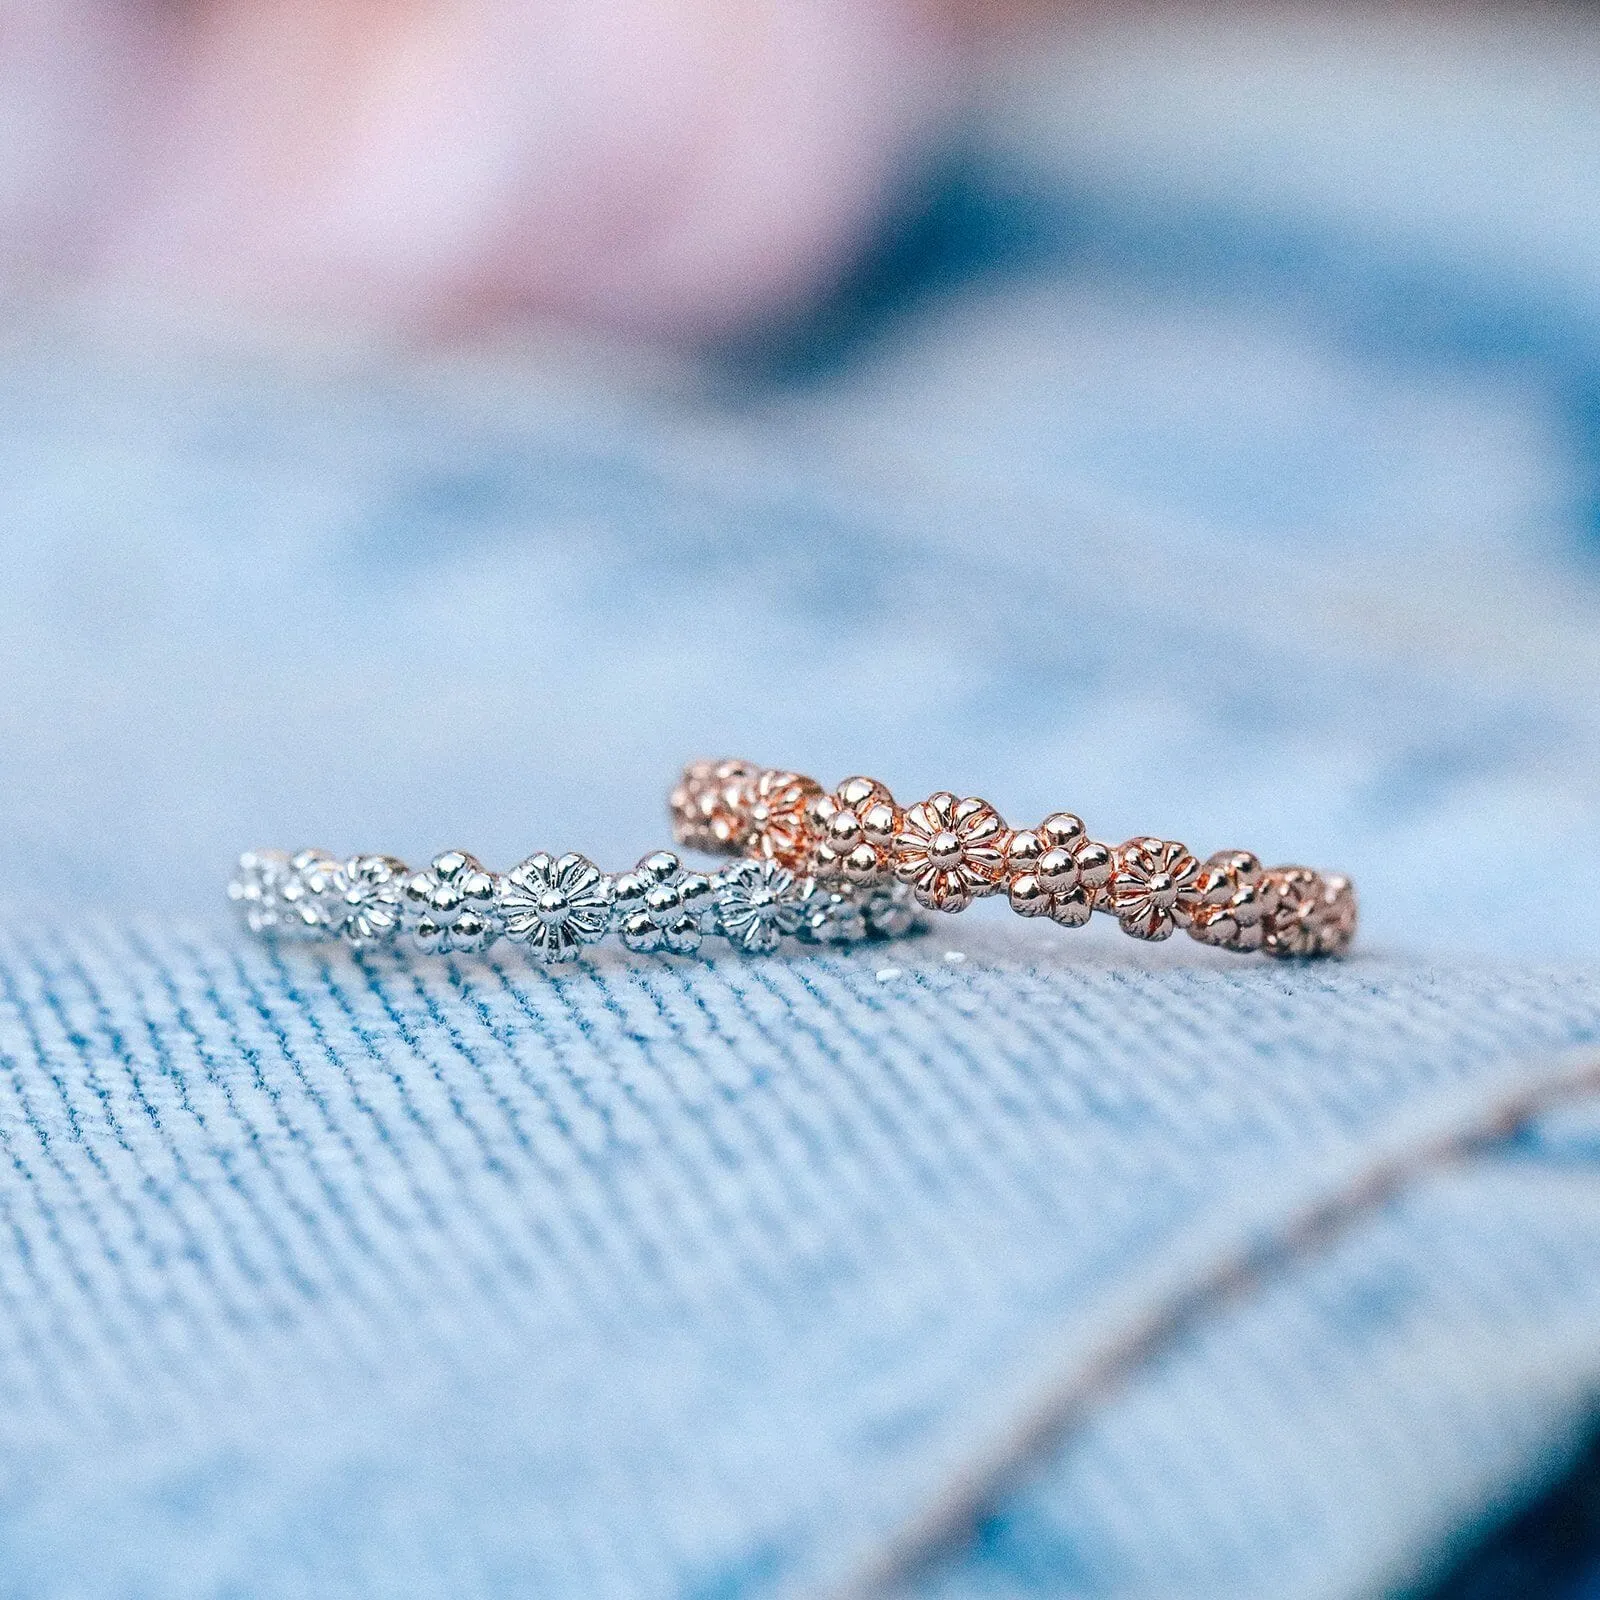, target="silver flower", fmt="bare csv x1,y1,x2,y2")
500,852,614,964
862,881,923,940
792,876,927,945
793,878,923,944
227,849,297,936
613,851,713,955
713,858,806,954
404,850,501,955
309,853,410,947
274,849,346,940
797,880,870,945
